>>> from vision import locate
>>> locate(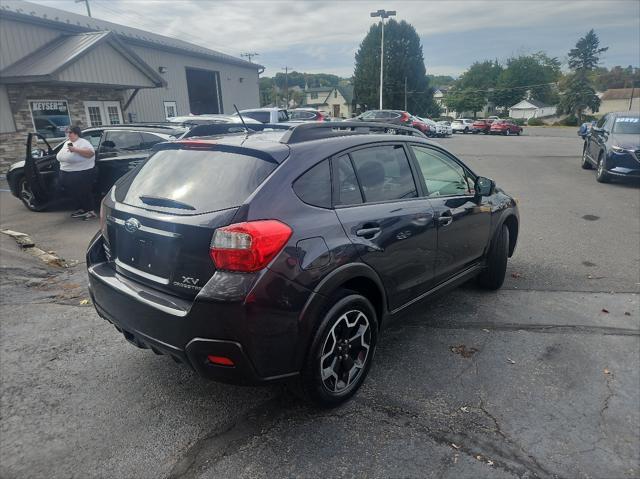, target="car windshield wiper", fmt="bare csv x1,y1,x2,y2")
138,195,196,210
